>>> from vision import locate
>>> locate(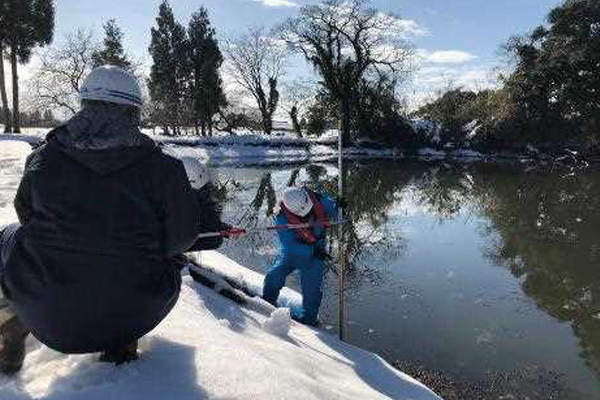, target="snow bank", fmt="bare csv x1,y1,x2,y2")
262,308,292,338
0,140,441,400
0,141,31,224
0,272,441,400
189,251,302,310
0,133,46,146
0,129,487,166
